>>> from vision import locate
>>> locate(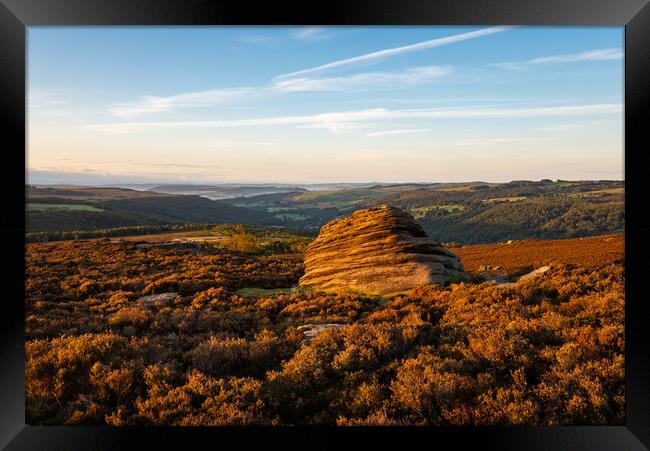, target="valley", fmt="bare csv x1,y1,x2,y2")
27,179,624,245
